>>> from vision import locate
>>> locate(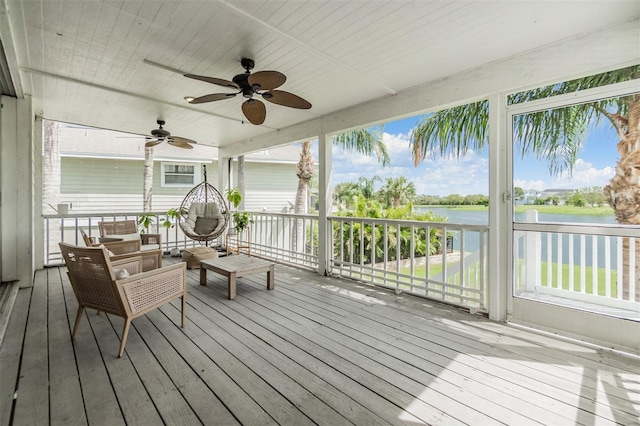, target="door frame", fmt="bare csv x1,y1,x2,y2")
503,79,640,353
